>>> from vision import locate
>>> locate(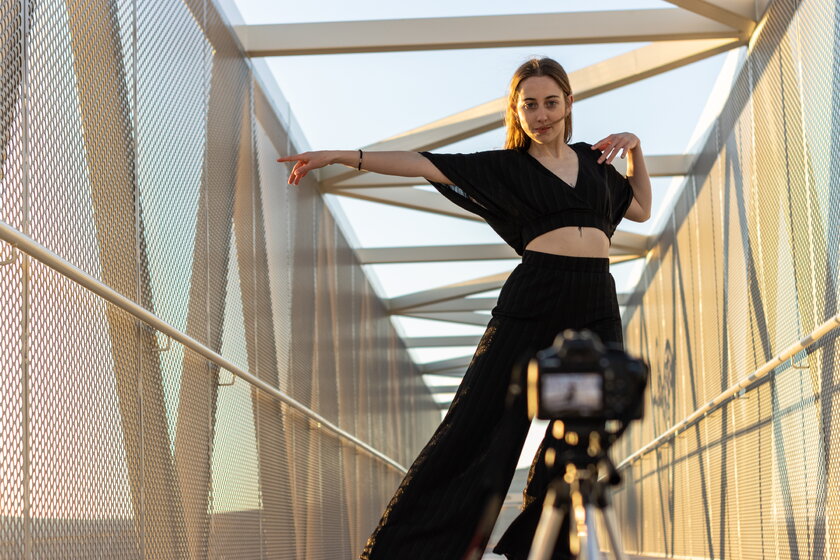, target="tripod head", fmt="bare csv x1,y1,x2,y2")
542,419,624,483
